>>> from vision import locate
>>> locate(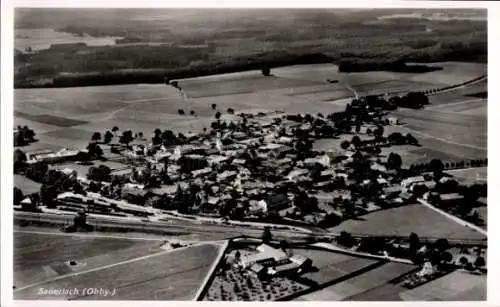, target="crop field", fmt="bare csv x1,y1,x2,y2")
446,167,487,184
329,204,486,240
346,282,408,301
15,85,182,117
399,270,486,301
428,79,487,106
13,231,164,290
15,237,220,300
407,62,486,86
14,116,64,134
352,79,440,96
291,248,379,285
179,75,321,99
387,100,487,165
14,175,42,195
270,64,342,83
427,98,486,115
14,62,487,177
296,262,416,301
